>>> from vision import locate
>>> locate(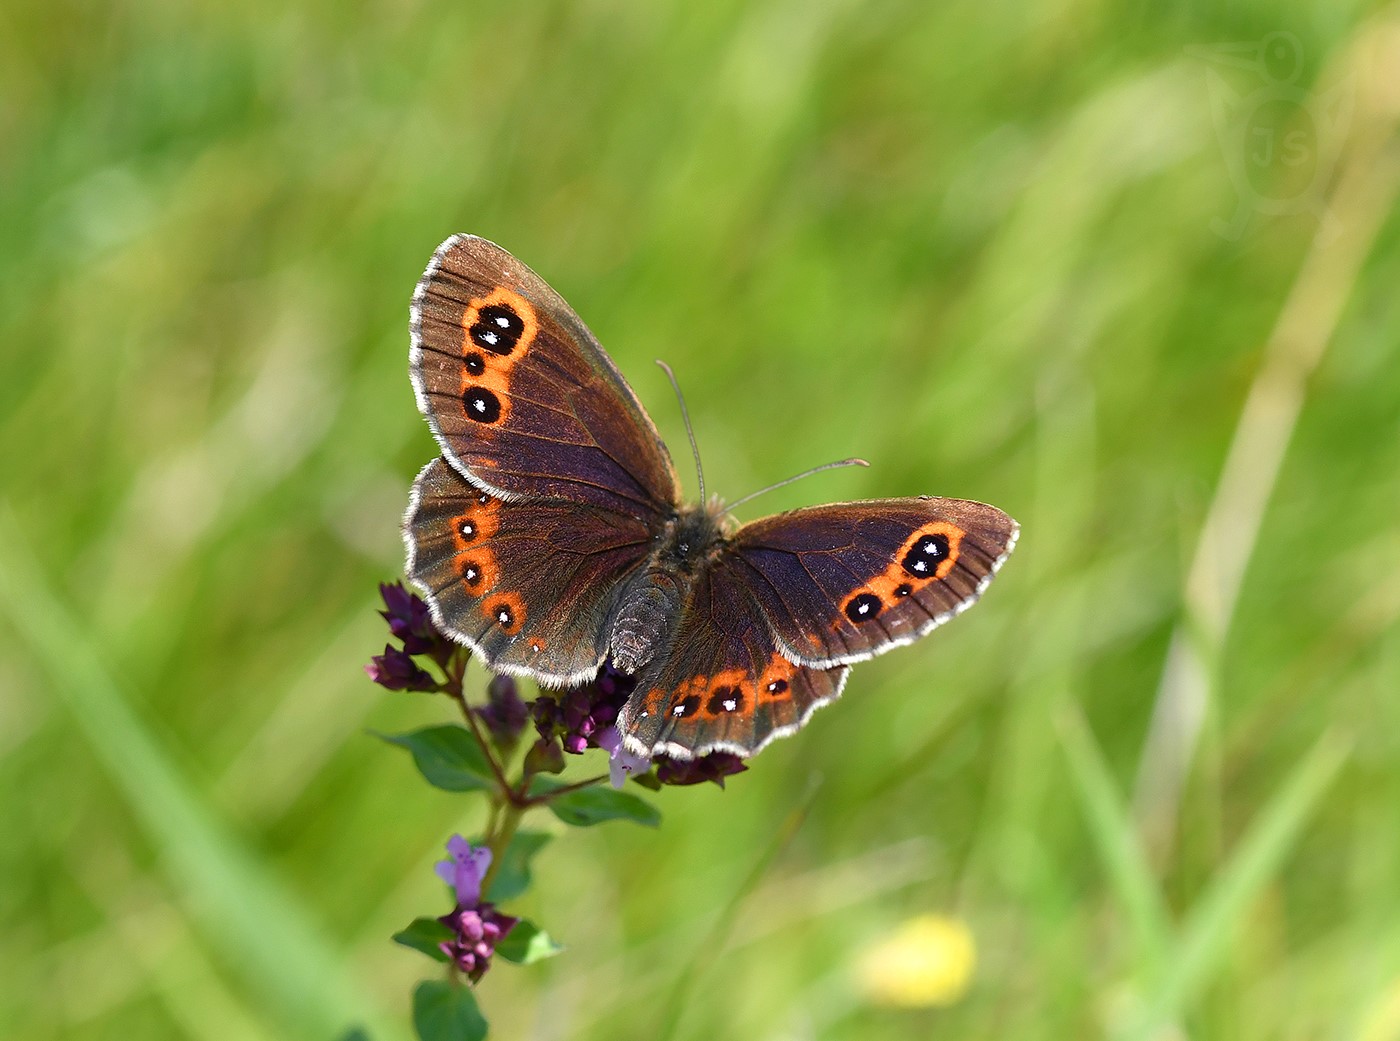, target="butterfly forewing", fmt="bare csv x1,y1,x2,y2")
411,235,681,515
729,498,1018,668
405,457,655,685
618,563,849,759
